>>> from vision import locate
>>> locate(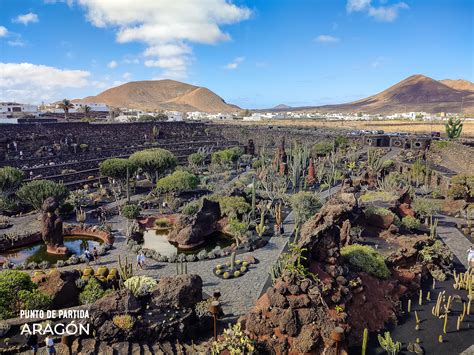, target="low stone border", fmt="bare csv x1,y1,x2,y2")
125,235,268,263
